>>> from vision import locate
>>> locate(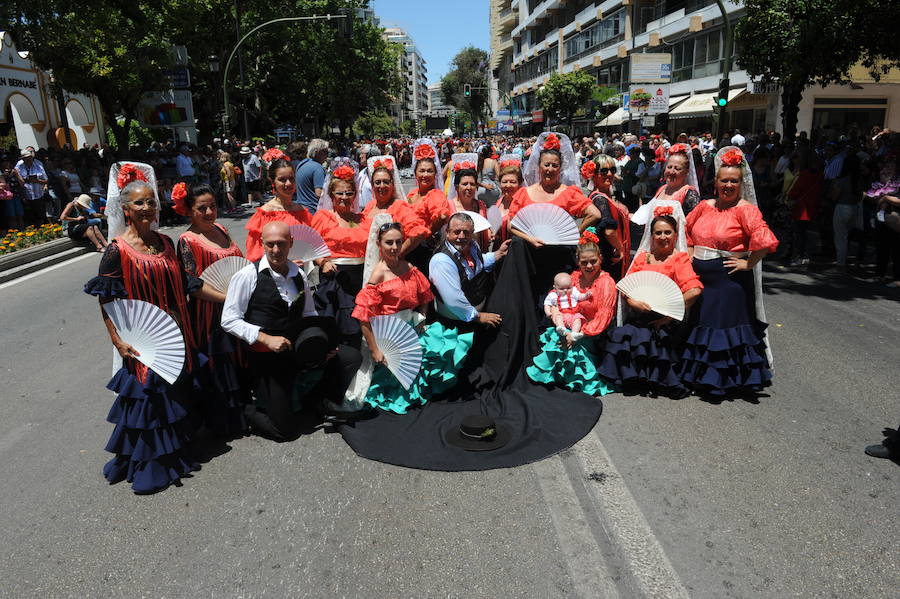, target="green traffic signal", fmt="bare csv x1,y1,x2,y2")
717,97,728,107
